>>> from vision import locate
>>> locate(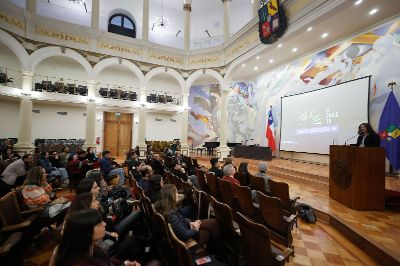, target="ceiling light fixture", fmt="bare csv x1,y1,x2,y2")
153,0,170,29
269,59,274,63
321,32,328,38
277,43,282,48
254,66,258,70
242,63,246,67
307,27,313,32
292,47,298,52
369,8,378,15
354,0,362,5
256,56,260,59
